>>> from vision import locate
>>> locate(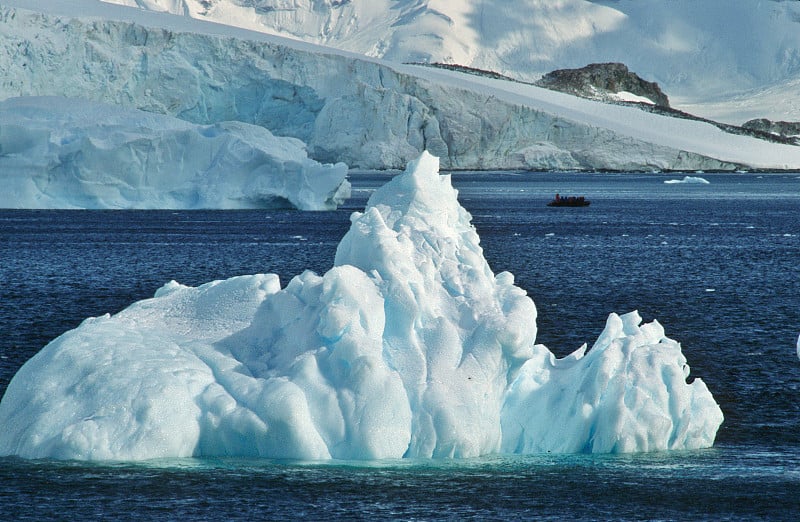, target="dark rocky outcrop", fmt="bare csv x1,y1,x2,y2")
743,118,800,138
536,62,670,108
